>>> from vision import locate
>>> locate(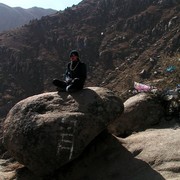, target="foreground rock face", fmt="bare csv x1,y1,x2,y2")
1,90,180,180
55,127,180,180
6,128,180,180
108,93,164,136
3,87,124,176
120,127,180,180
